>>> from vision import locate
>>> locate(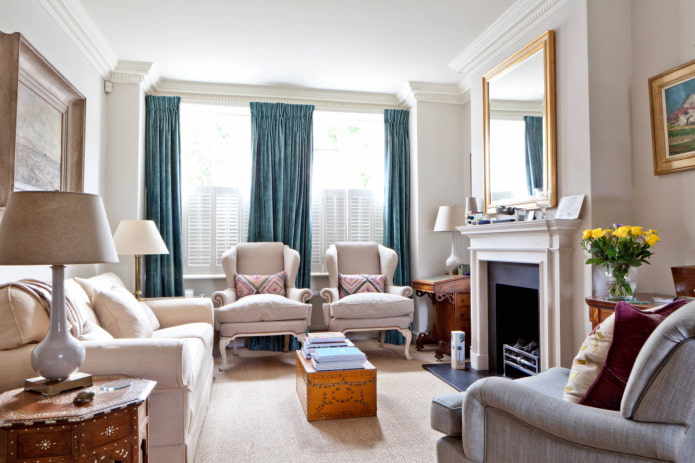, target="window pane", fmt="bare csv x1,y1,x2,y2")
180,104,251,275
311,111,384,273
